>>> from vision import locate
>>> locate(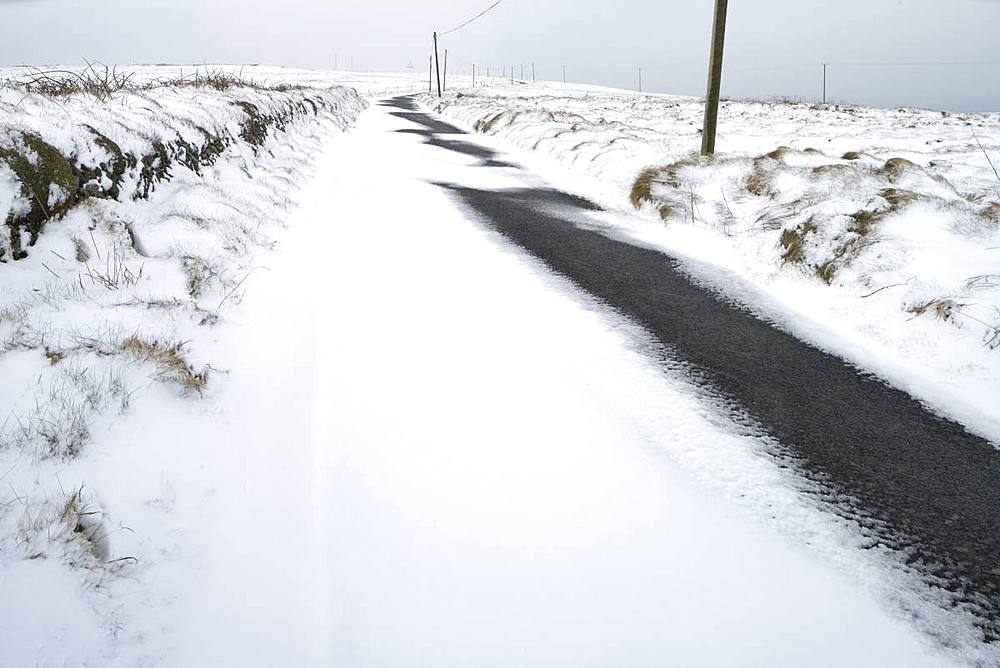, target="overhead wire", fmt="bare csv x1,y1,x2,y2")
439,0,505,36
